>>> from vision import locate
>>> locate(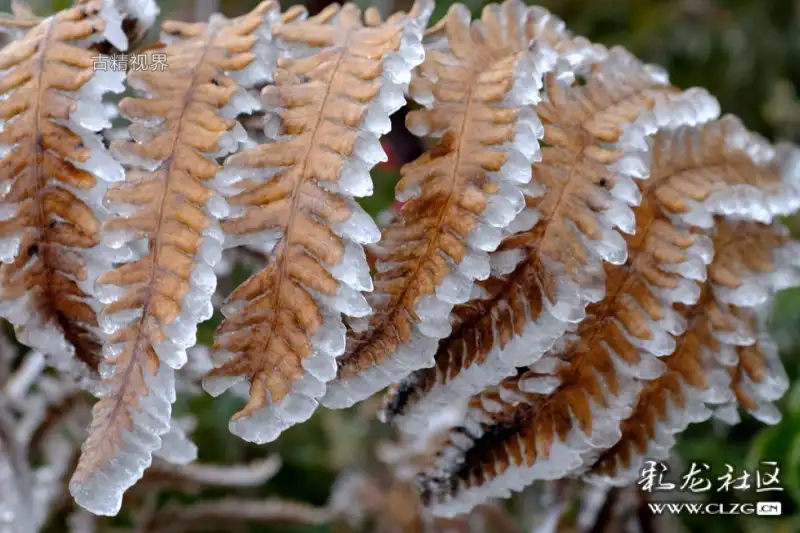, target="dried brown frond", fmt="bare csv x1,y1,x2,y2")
690,220,794,426
70,2,277,516
382,51,720,435
588,219,796,484
323,1,571,411
411,109,800,515
649,115,800,226
203,0,430,443
0,0,129,374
